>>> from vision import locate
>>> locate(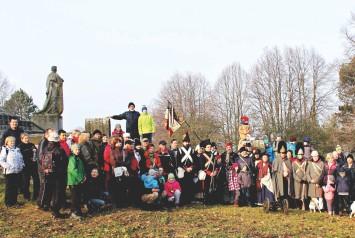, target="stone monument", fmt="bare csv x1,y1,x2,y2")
32,66,64,130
